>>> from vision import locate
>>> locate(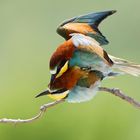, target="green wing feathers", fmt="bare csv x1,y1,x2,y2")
57,10,116,45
